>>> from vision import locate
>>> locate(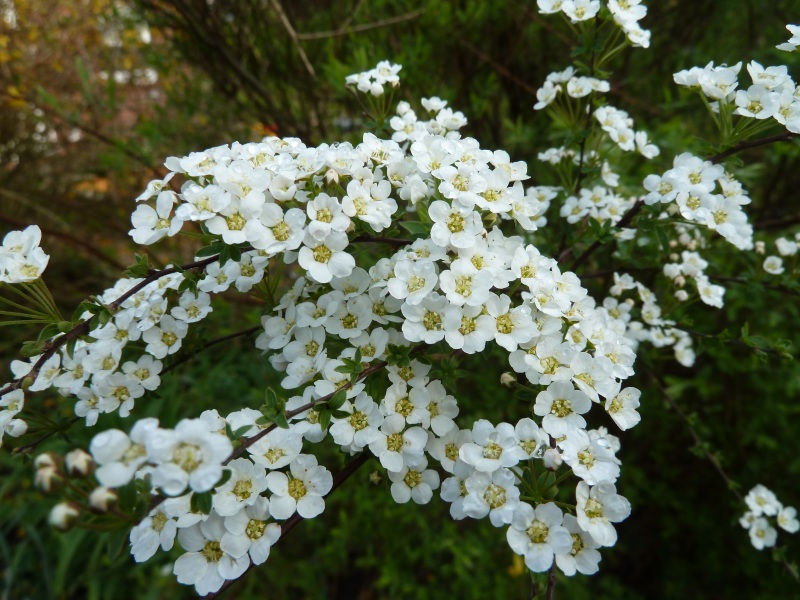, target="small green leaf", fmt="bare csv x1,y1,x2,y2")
328,389,348,410
190,491,213,515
